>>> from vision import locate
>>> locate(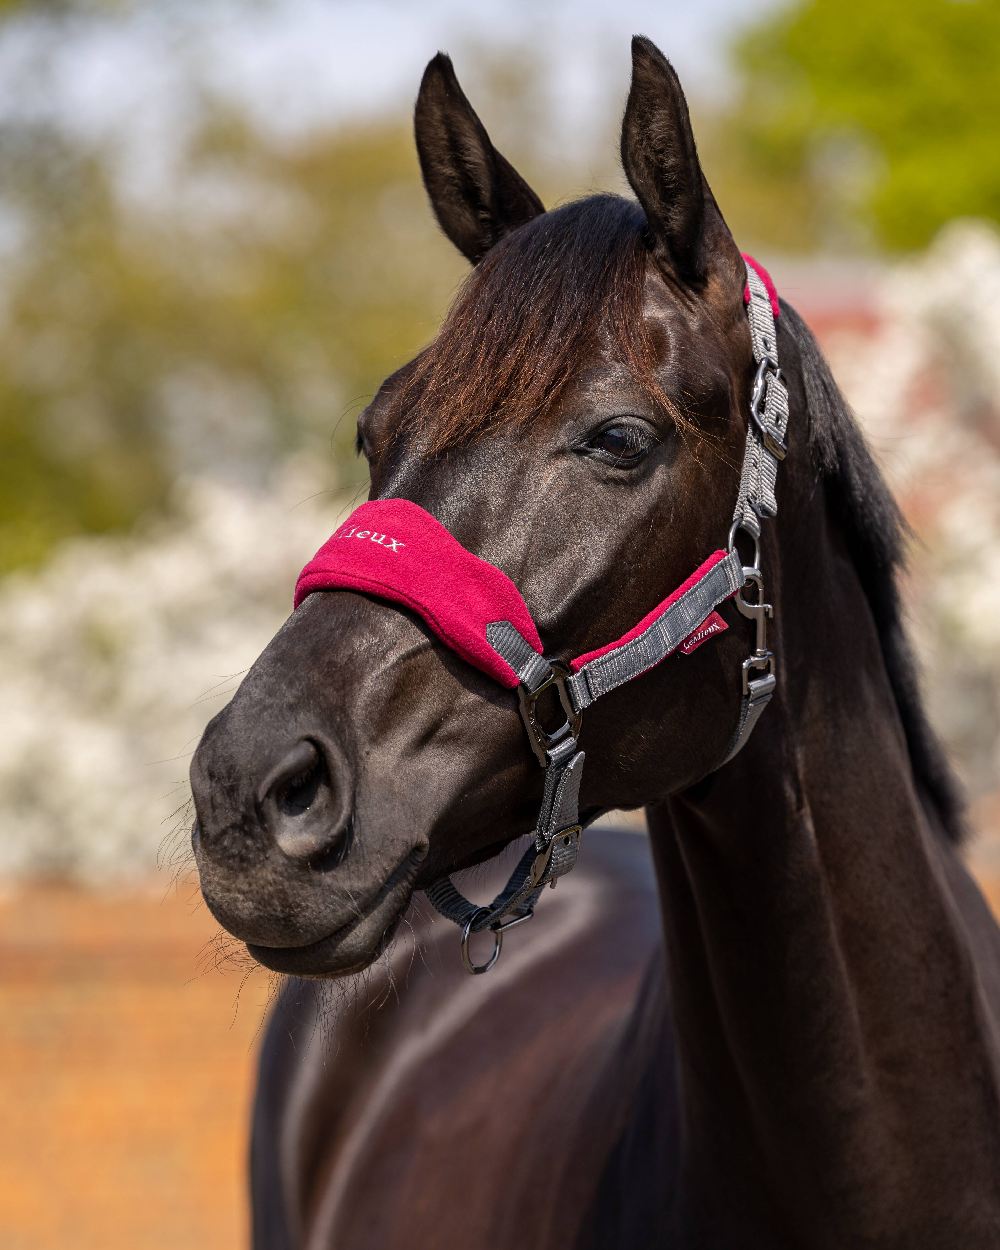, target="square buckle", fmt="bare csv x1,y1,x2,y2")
749,355,787,461
527,824,582,889
517,664,583,767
